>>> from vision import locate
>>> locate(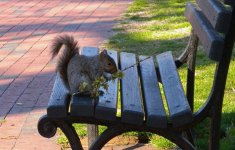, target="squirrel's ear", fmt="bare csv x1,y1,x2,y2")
99,49,105,59
102,49,108,55
99,49,108,59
